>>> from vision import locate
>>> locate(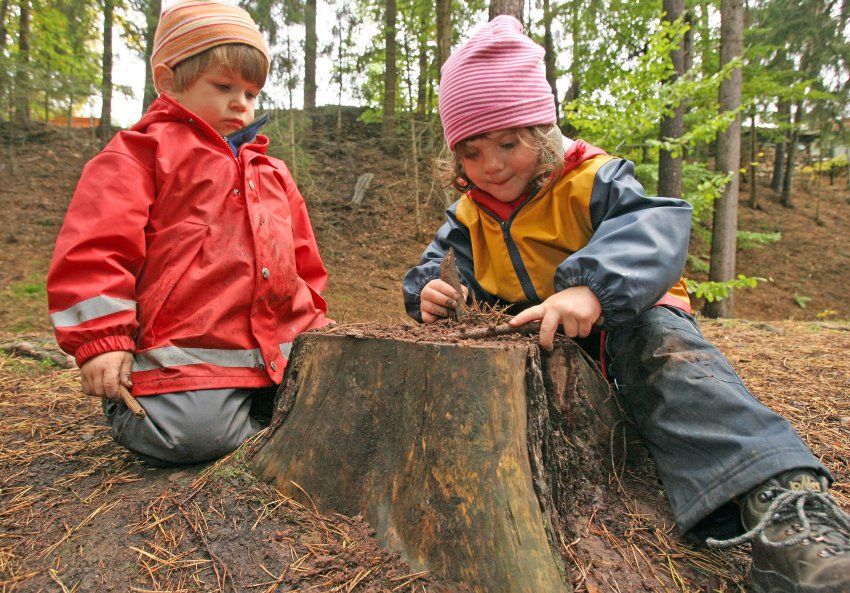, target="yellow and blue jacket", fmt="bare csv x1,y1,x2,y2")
403,141,692,328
